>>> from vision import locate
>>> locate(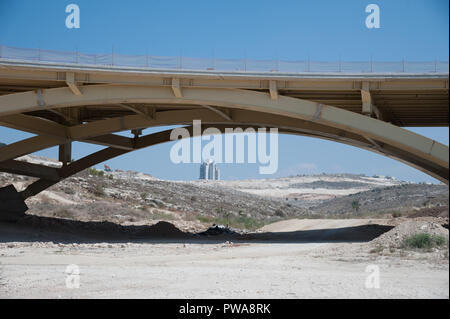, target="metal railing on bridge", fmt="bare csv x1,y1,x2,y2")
0,45,448,74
